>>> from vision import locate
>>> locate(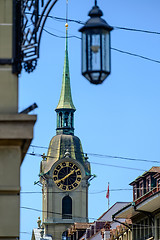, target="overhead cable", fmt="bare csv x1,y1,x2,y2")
30,144,160,164
21,206,96,220
43,28,160,64
41,13,160,35
26,152,147,172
